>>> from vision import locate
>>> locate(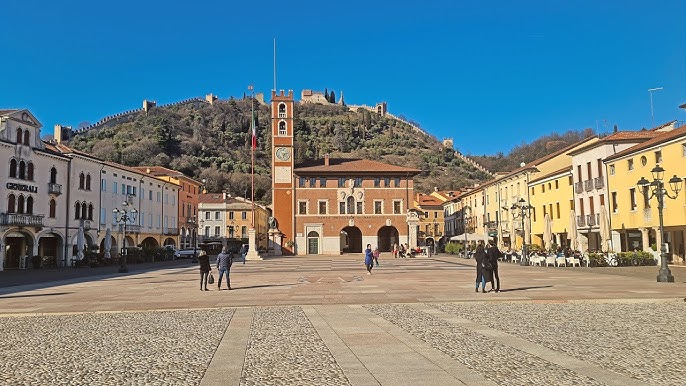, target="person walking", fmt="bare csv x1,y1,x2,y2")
474,243,488,293
364,244,374,275
373,247,380,267
392,243,398,259
216,247,232,290
486,241,502,292
198,250,211,291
